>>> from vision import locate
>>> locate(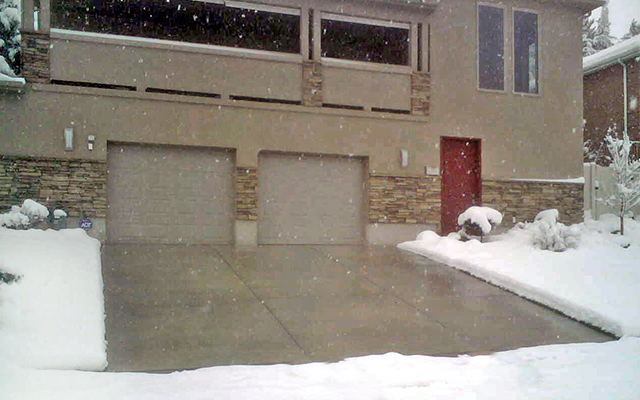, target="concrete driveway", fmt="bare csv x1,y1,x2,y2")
102,245,612,372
